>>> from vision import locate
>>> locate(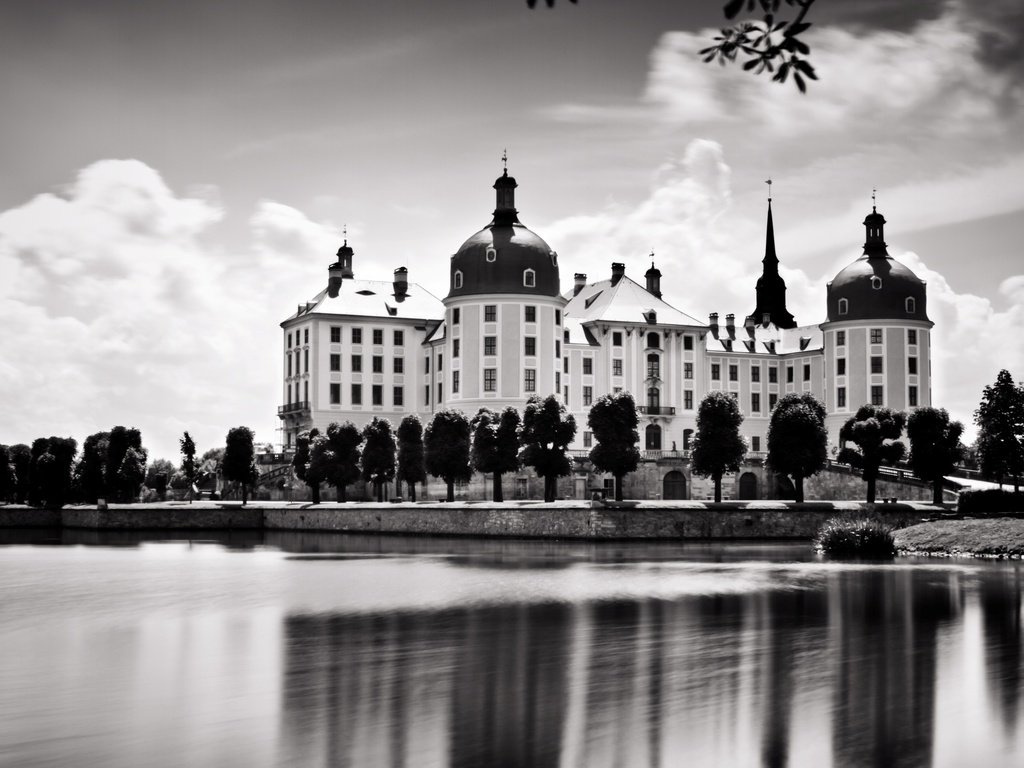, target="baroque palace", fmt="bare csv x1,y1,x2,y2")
278,165,932,500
